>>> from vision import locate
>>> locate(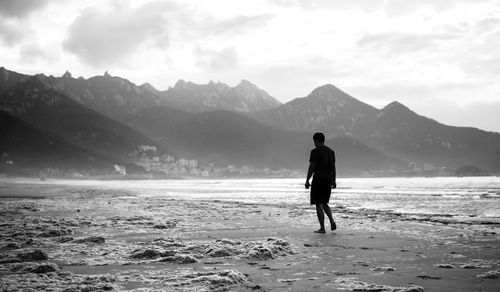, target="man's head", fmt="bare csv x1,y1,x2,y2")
313,132,325,146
